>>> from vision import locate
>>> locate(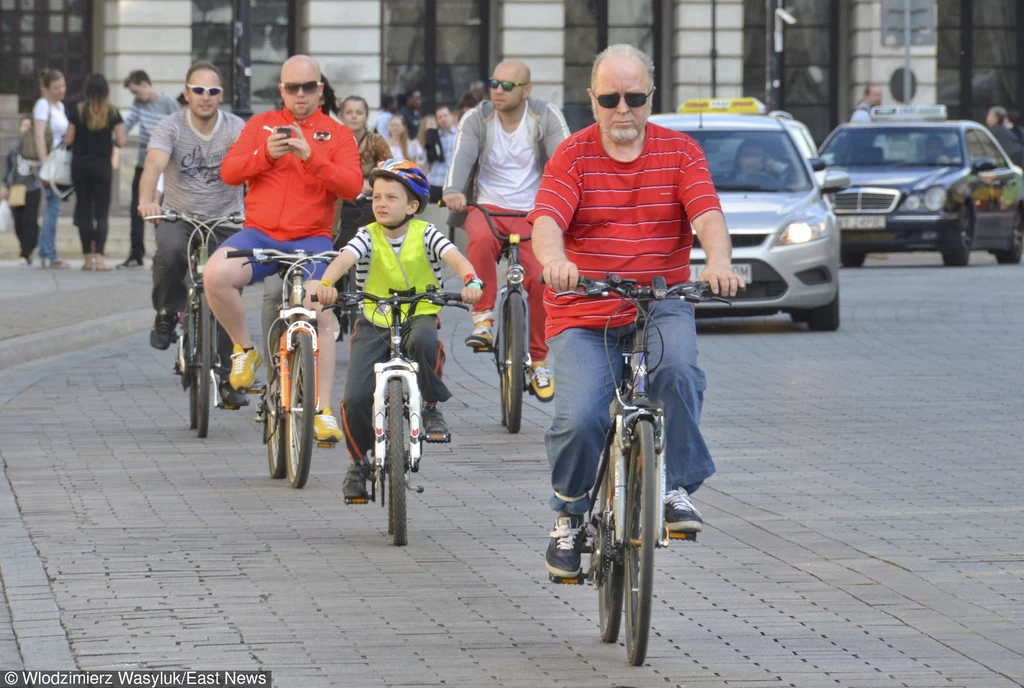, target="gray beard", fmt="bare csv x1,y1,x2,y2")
604,126,642,143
